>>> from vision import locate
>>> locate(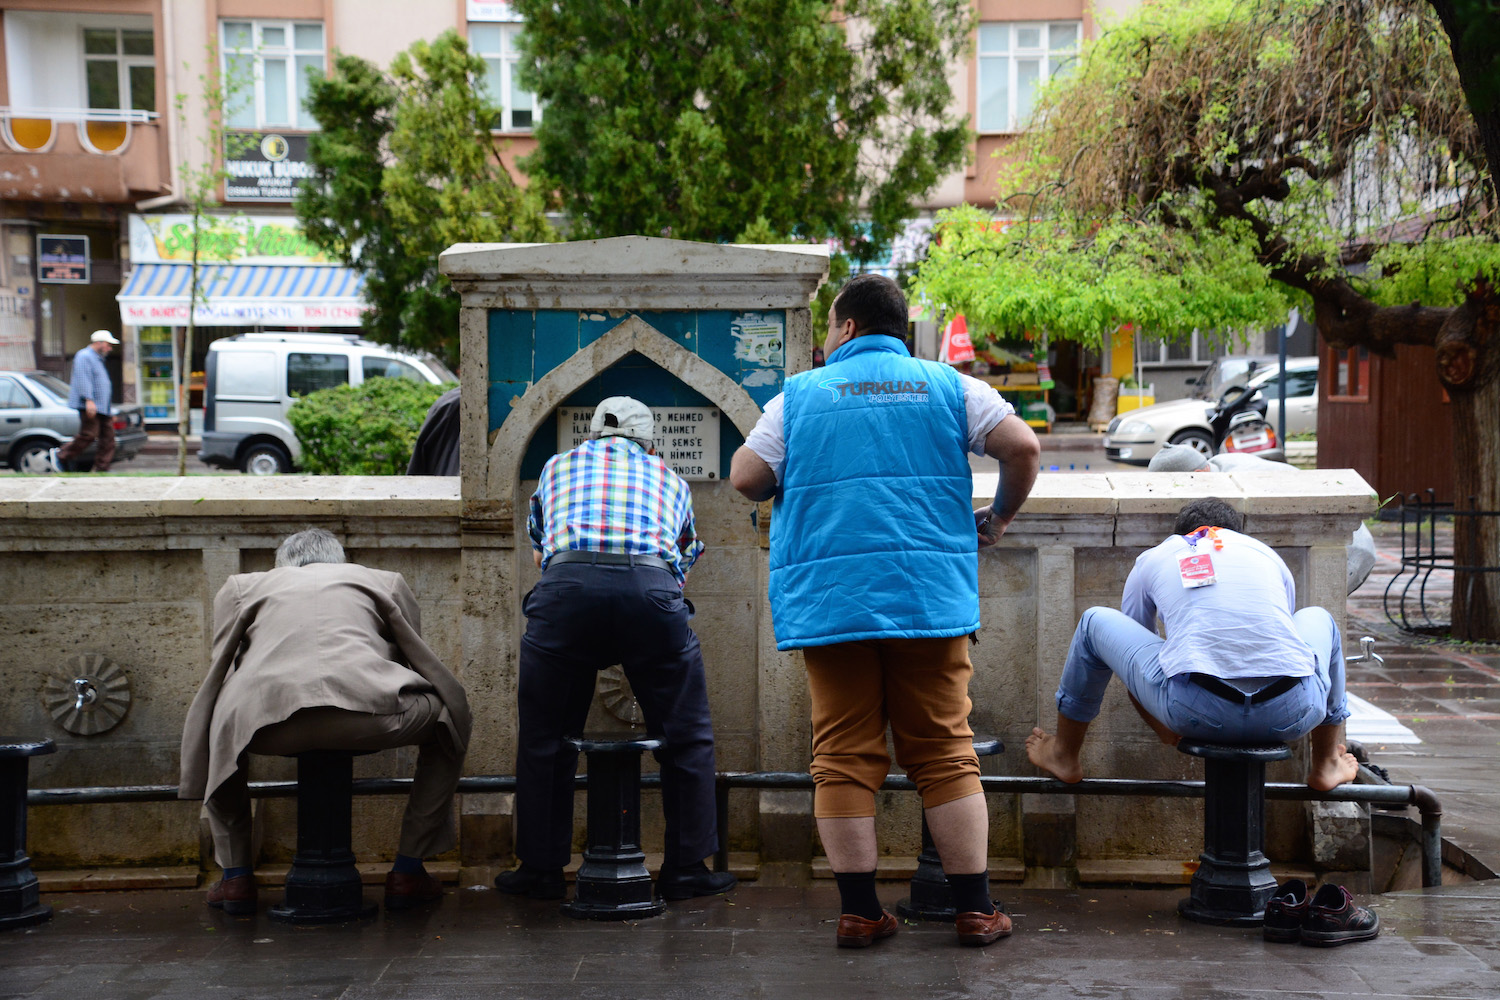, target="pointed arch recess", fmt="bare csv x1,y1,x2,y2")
488,313,768,497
